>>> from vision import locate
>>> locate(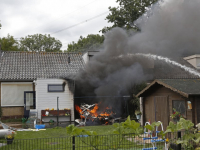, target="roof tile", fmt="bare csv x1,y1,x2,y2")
0,51,84,80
